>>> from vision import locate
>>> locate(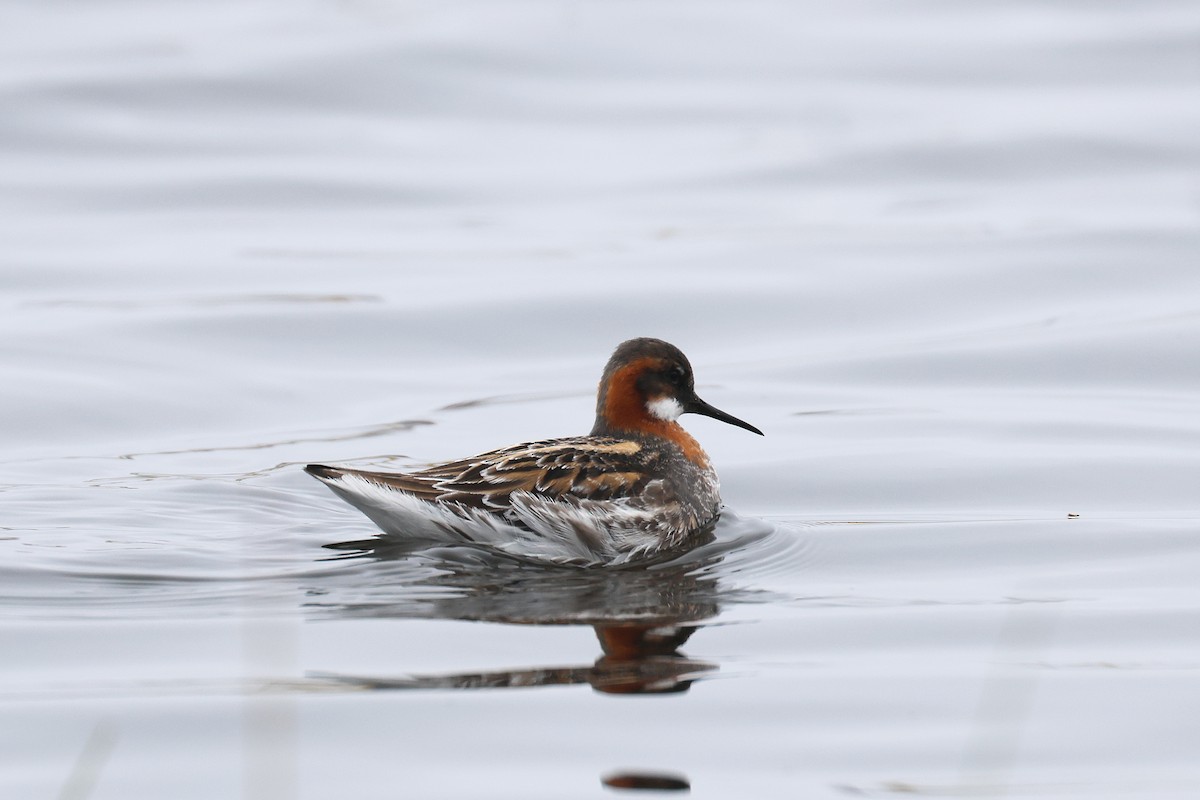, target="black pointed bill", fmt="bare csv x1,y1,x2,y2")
684,395,764,436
